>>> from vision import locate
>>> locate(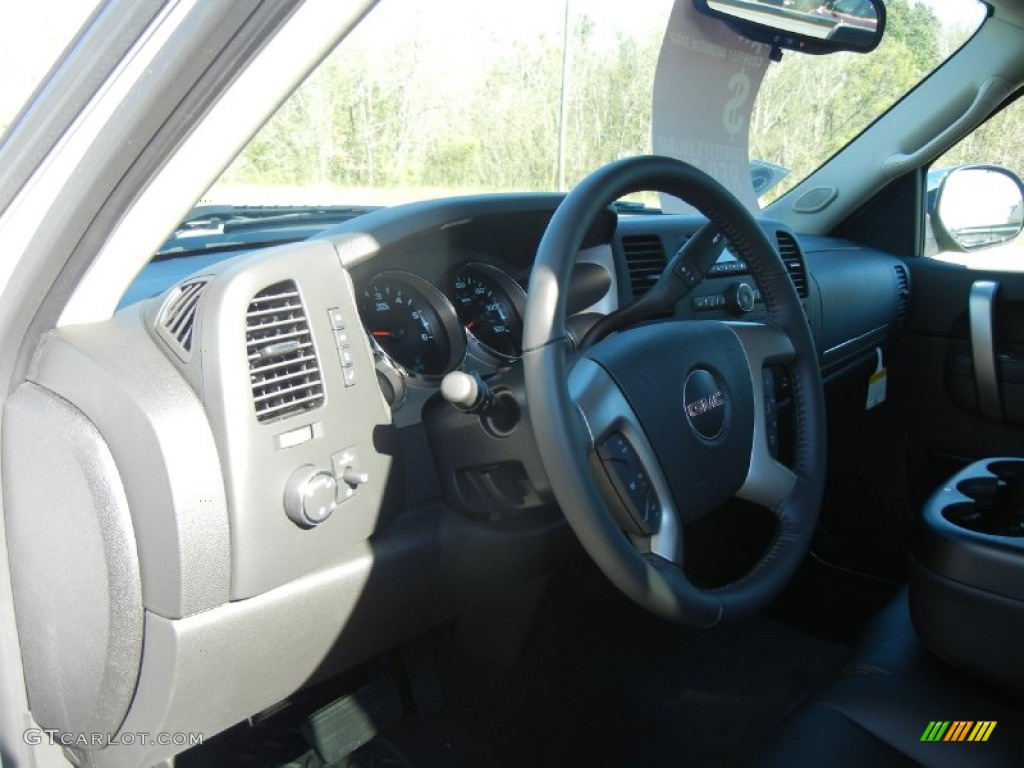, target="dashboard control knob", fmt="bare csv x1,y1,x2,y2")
727,282,755,315
374,356,407,409
341,466,369,488
283,465,339,528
